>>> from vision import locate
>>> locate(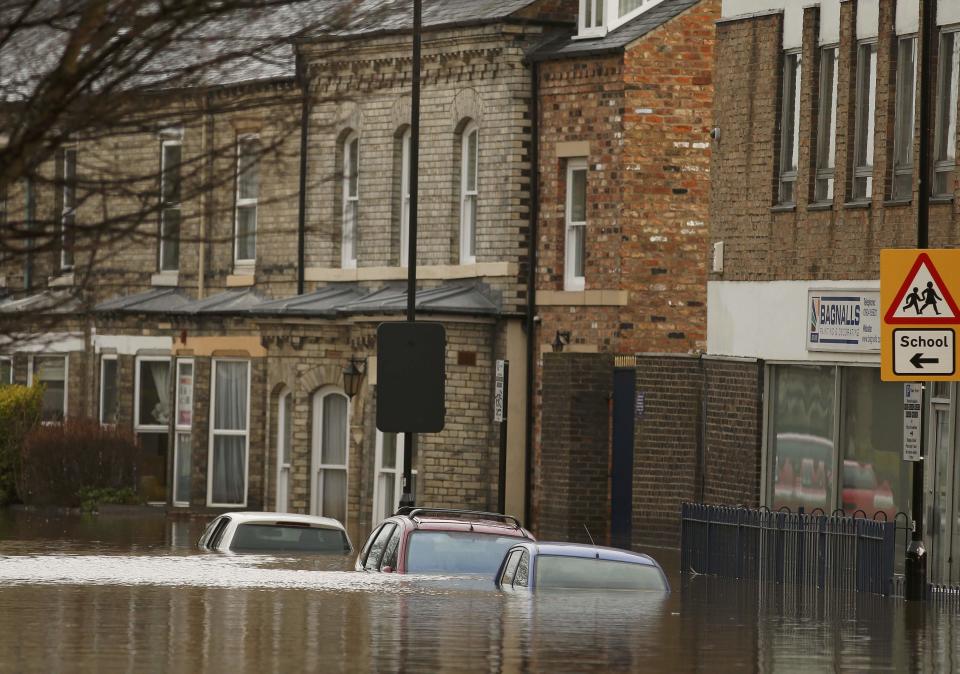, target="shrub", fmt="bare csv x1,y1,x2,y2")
19,418,140,507
77,486,140,513
0,385,43,505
